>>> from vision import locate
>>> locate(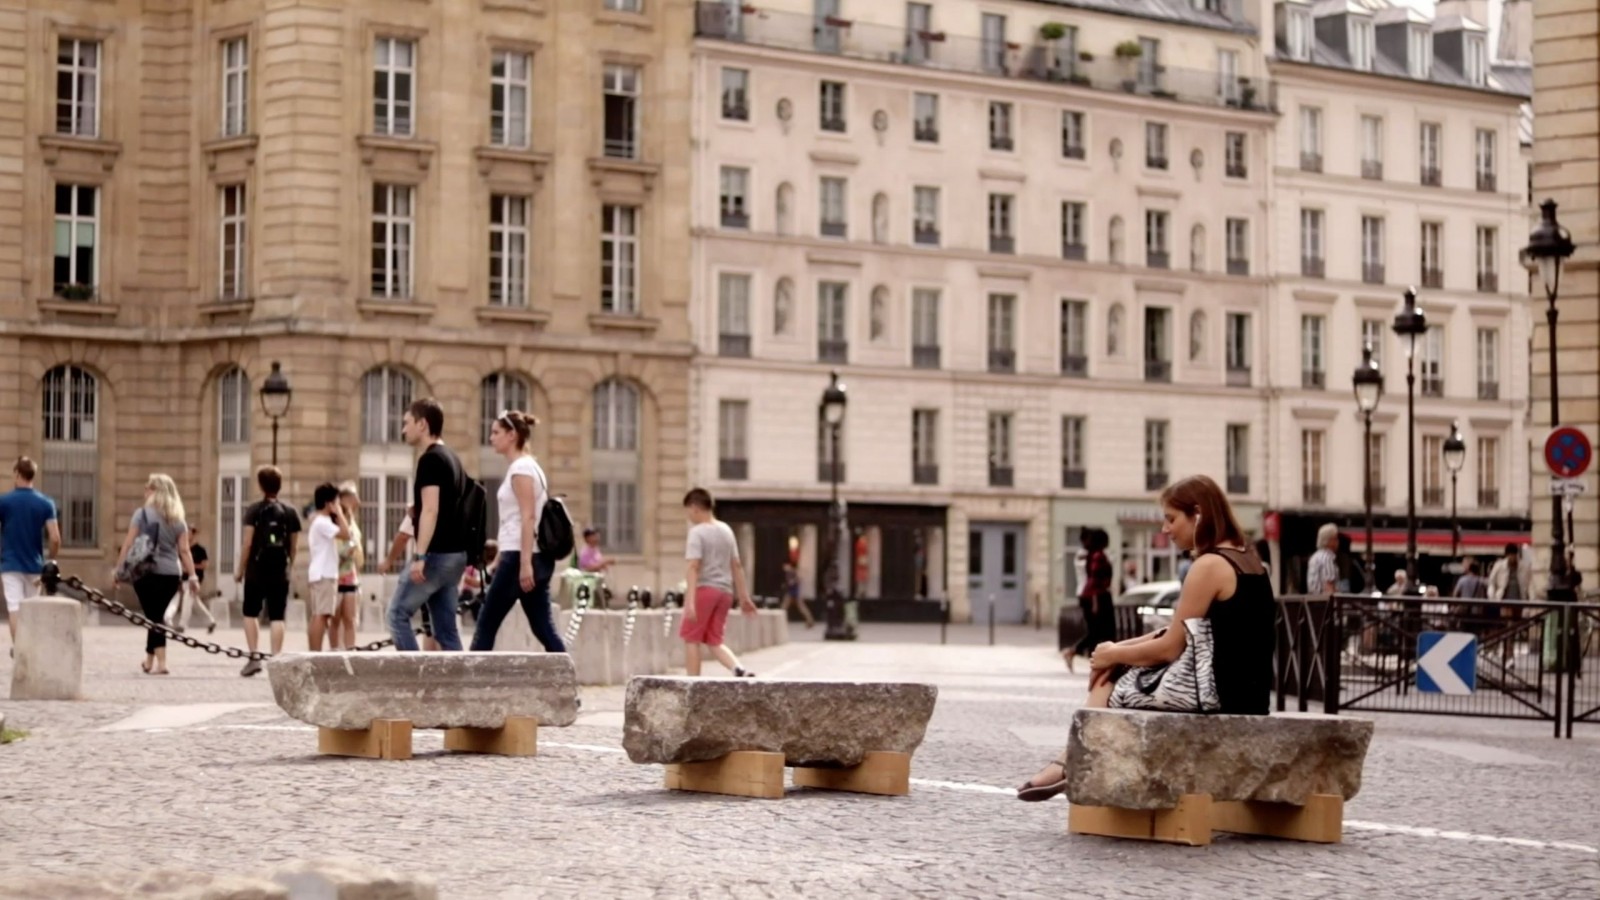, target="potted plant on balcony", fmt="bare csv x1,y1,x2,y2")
1239,77,1258,109
1039,22,1067,41
1114,40,1142,92
57,283,95,301
823,14,851,28
740,3,757,12
1114,40,1142,59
